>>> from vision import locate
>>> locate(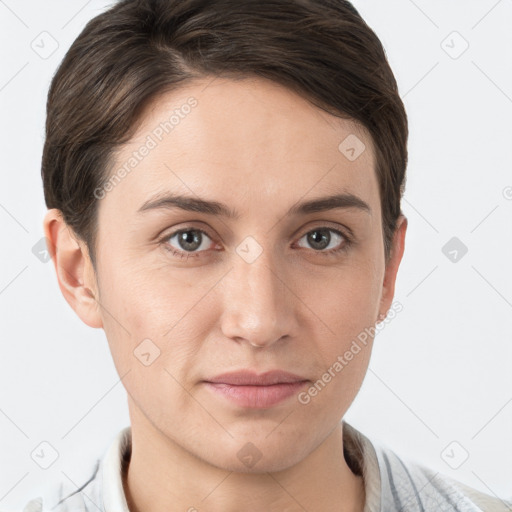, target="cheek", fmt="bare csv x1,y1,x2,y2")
95,265,213,420
298,280,376,417
300,257,382,402
308,260,382,337
96,260,216,374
